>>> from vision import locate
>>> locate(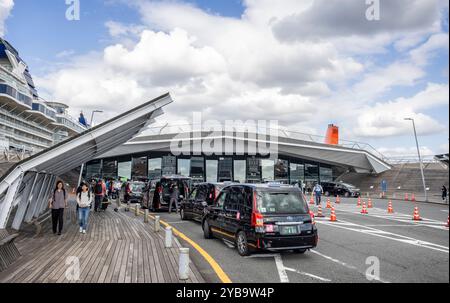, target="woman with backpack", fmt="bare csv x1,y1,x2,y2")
48,181,68,235
77,182,93,234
